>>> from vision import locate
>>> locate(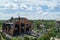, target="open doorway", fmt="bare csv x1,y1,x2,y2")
26,27,29,31
21,28,24,33
21,23,25,33
13,24,20,36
